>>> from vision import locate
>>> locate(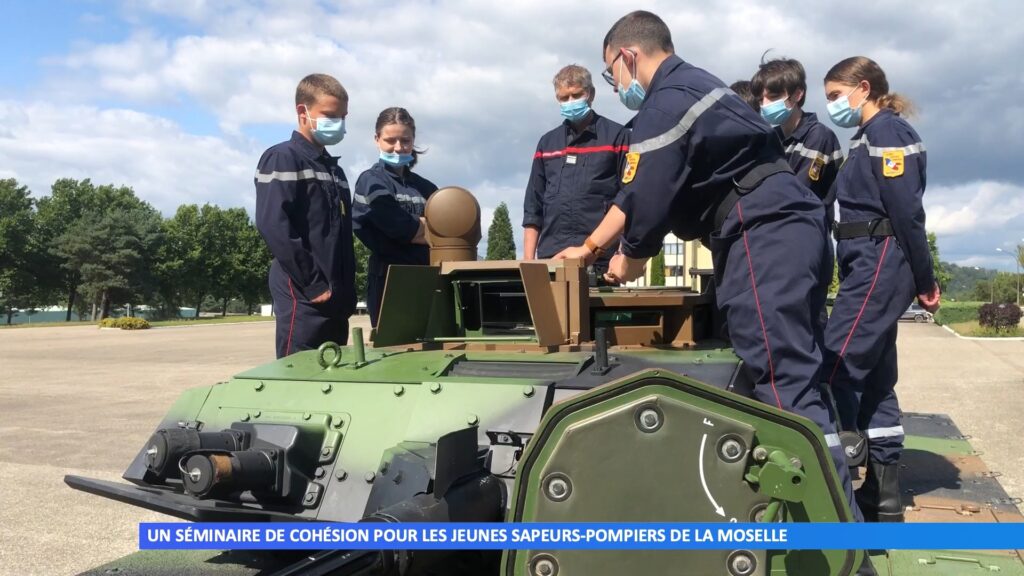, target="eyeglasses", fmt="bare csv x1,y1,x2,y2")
601,51,627,87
